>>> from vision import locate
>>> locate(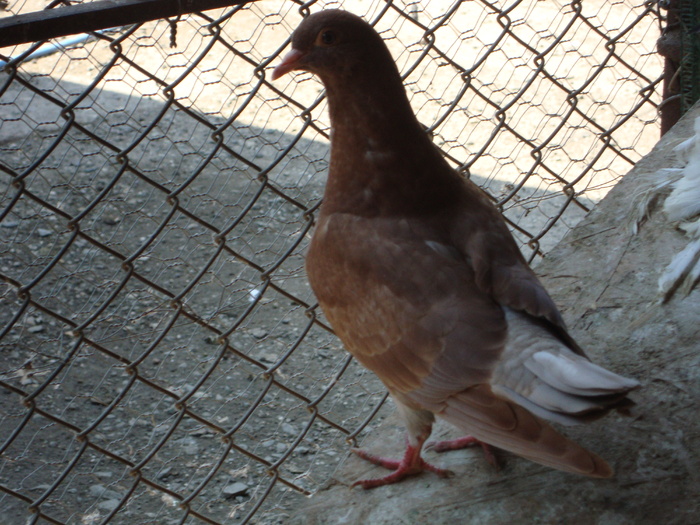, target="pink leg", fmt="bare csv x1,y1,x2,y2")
350,436,453,489
426,435,499,468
